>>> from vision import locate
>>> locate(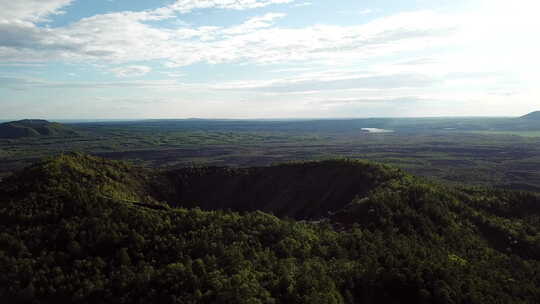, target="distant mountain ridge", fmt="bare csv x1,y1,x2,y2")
520,111,540,120
0,119,78,138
